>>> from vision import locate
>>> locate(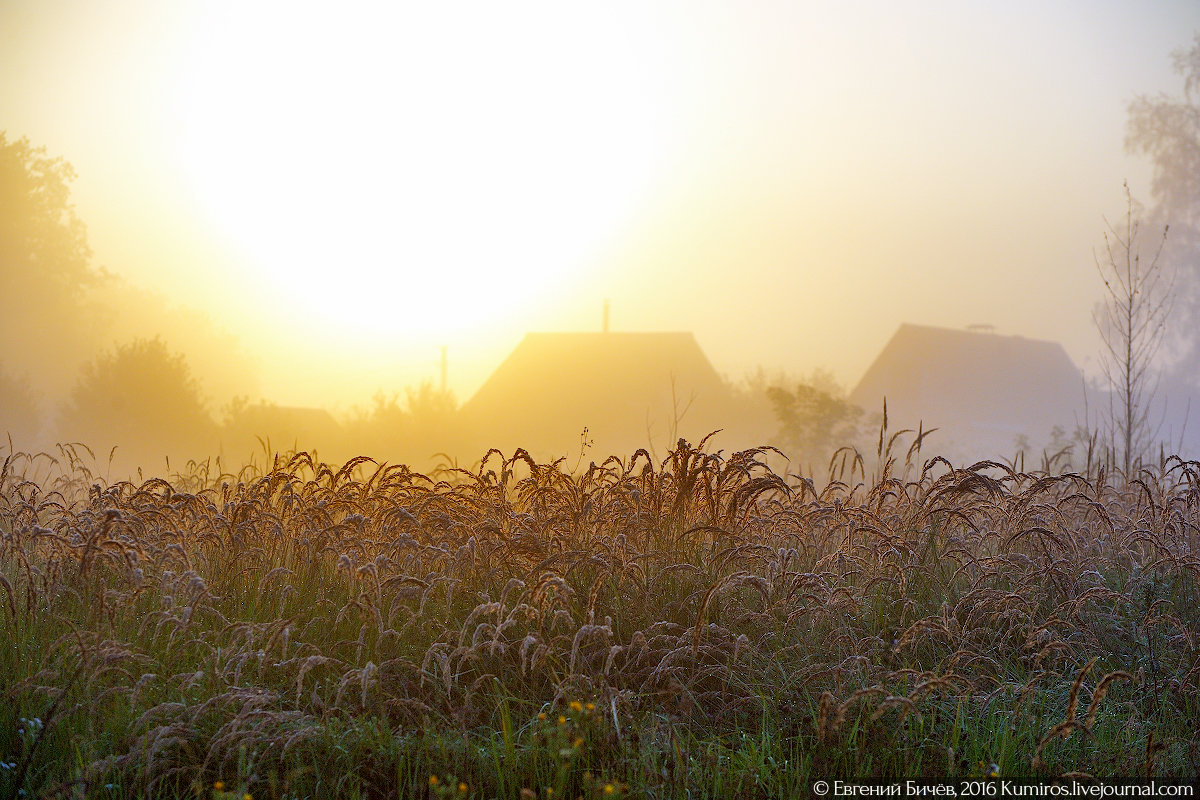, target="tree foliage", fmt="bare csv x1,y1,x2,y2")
0,133,94,289
0,132,109,389
339,382,462,465
57,338,217,468
1126,35,1200,364
767,371,864,462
